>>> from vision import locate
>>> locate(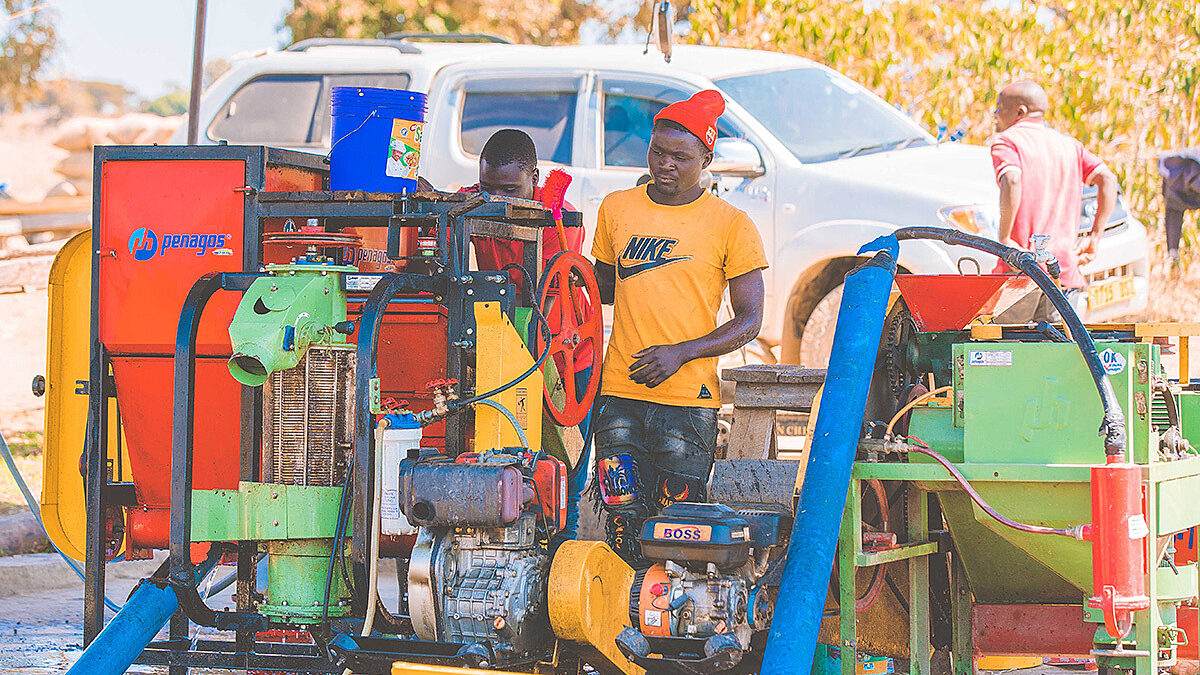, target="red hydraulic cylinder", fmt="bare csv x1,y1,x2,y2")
1086,459,1150,639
